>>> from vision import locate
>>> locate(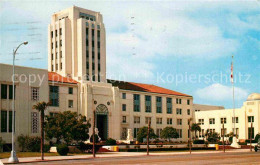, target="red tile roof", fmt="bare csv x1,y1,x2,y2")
48,72,78,84
108,80,191,97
